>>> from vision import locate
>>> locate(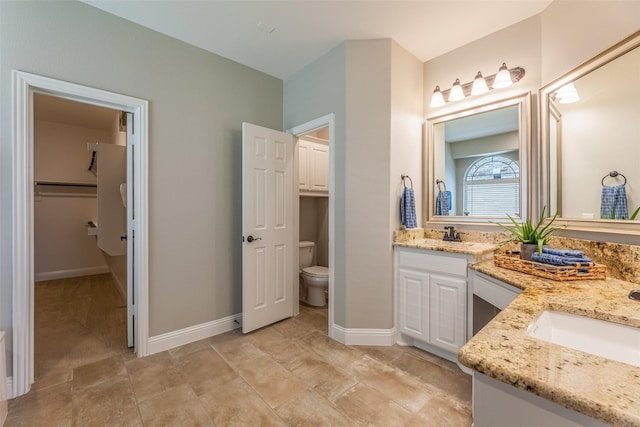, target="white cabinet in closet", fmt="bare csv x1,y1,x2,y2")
395,247,470,363
298,138,329,195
